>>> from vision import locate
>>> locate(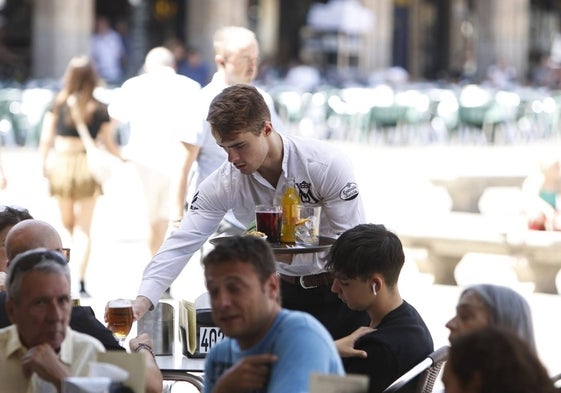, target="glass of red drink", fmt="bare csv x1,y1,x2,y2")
255,205,283,243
